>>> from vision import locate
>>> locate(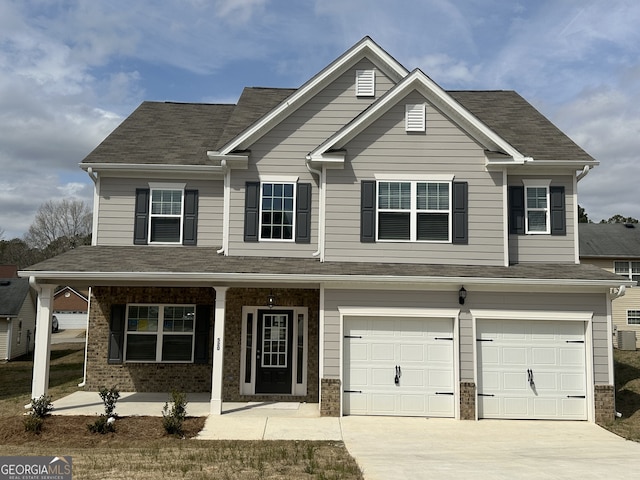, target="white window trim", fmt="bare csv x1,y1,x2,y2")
522,179,551,235
124,304,196,363
356,69,375,97
626,309,640,326
405,103,426,132
614,260,640,280
258,181,297,242
148,185,185,245
376,179,452,243
240,306,308,396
